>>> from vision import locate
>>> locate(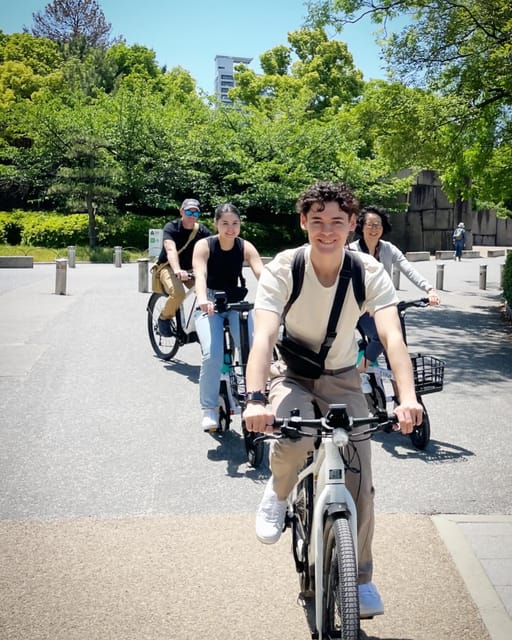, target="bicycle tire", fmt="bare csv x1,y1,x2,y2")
322,515,359,640
147,293,180,360
242,421,265,467
410,397,431,450
217,380,231,432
